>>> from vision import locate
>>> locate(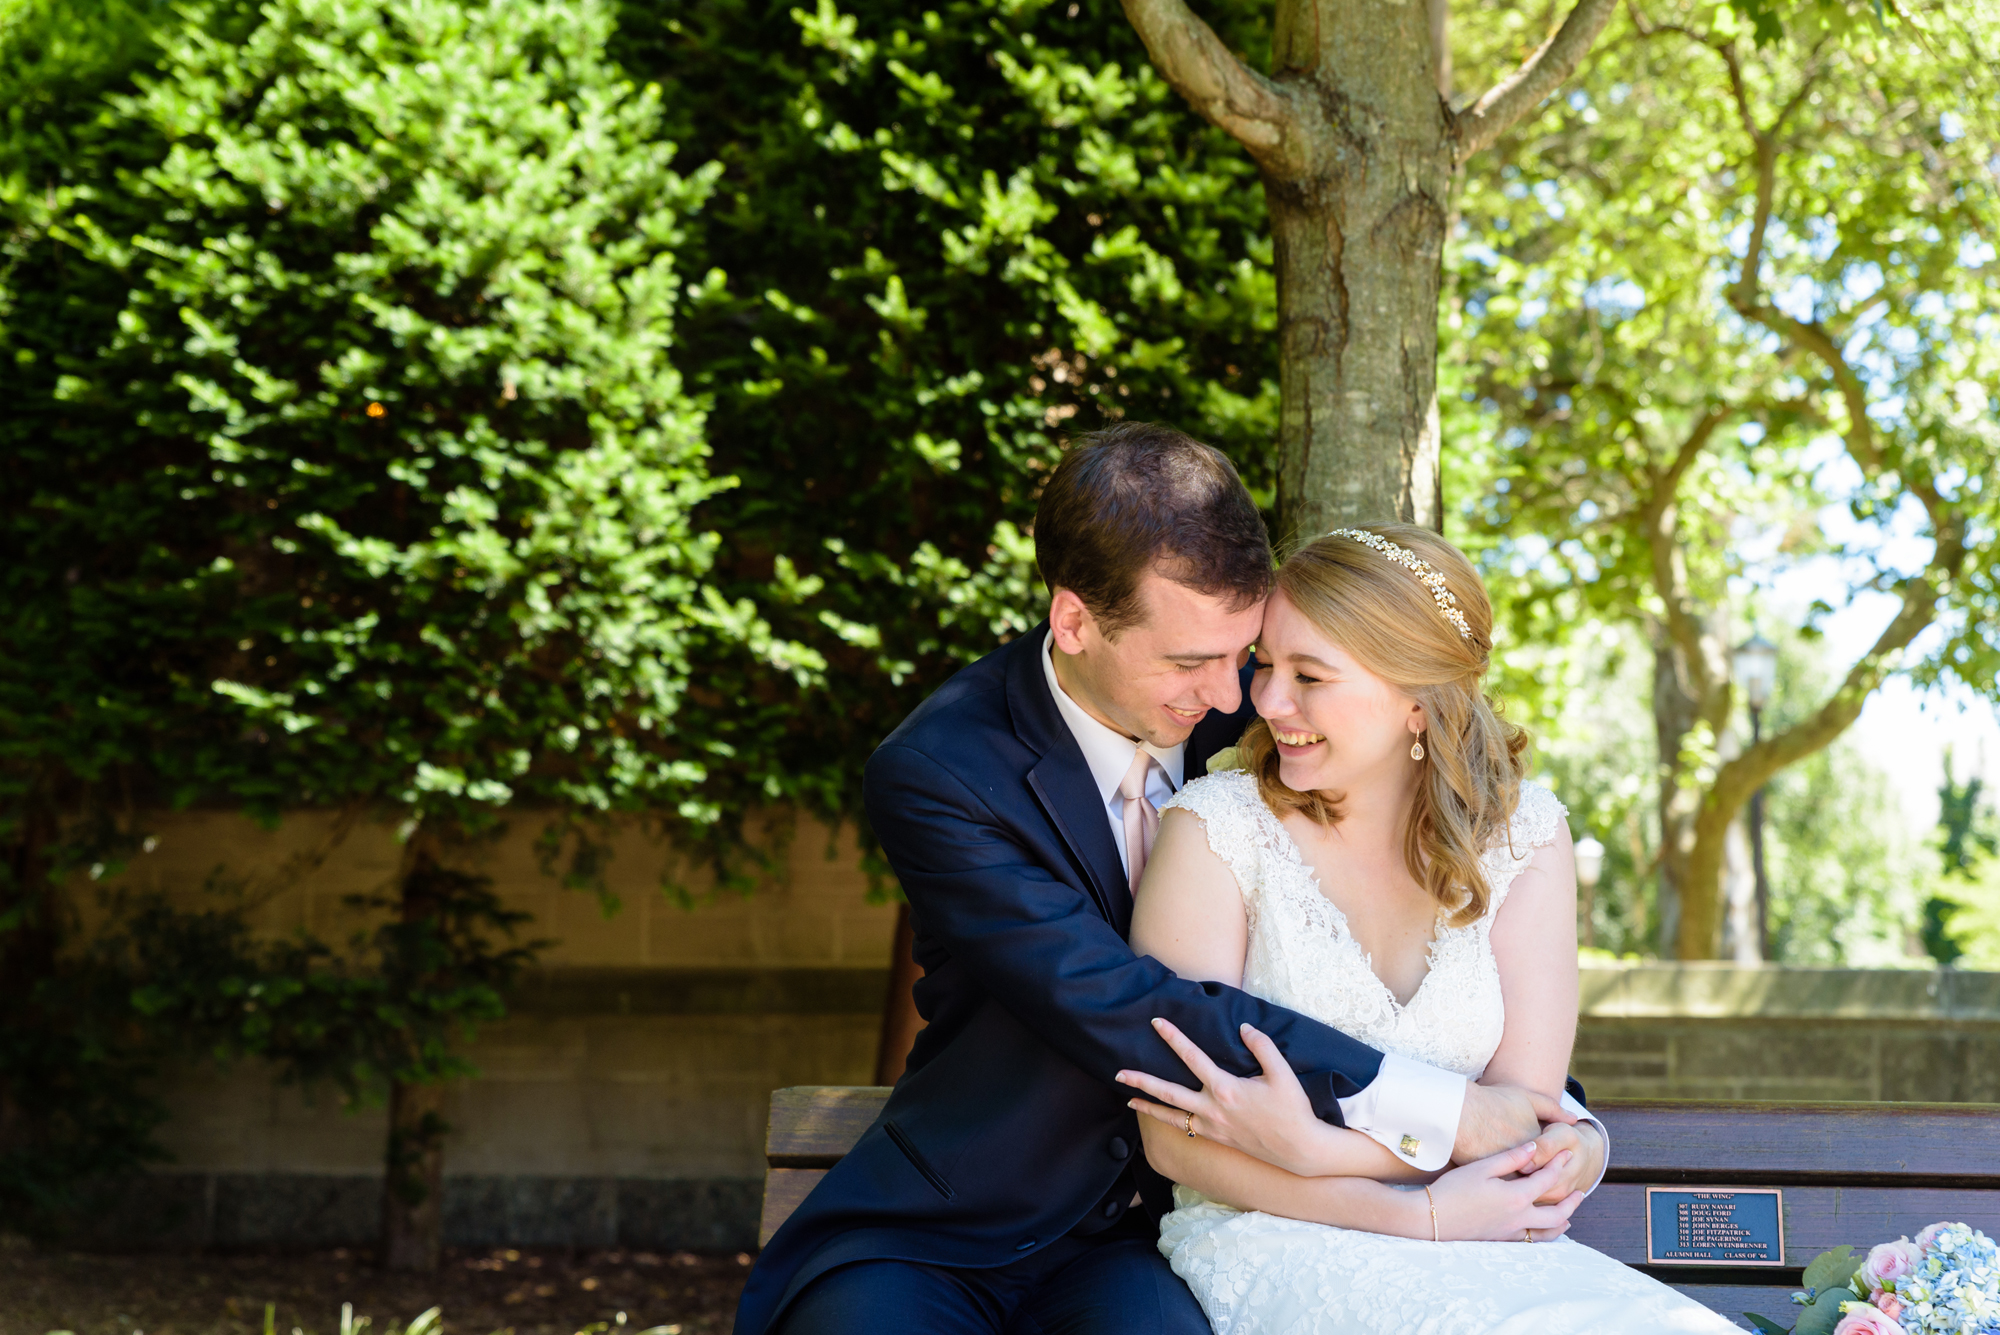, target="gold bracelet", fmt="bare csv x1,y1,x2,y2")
1423,1183,1438,1242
